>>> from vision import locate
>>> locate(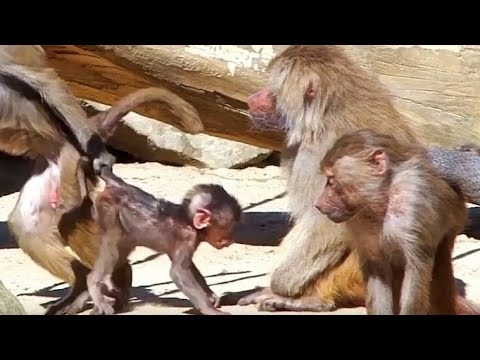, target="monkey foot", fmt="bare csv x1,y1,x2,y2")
90,295,116,315
237,287,335,313
258,295,335,313
90,304,115,315
237,287,274,306
199,307,231,315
